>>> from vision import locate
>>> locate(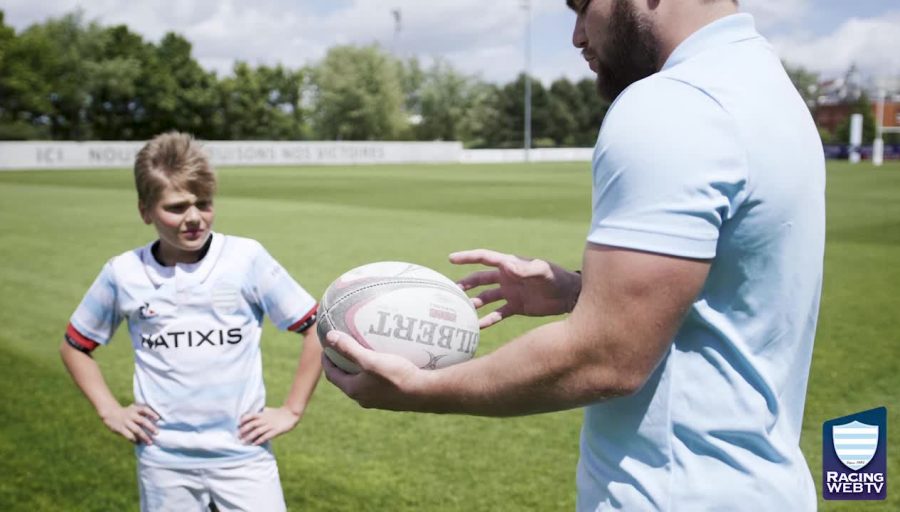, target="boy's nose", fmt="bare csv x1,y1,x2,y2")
184,205,201,223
